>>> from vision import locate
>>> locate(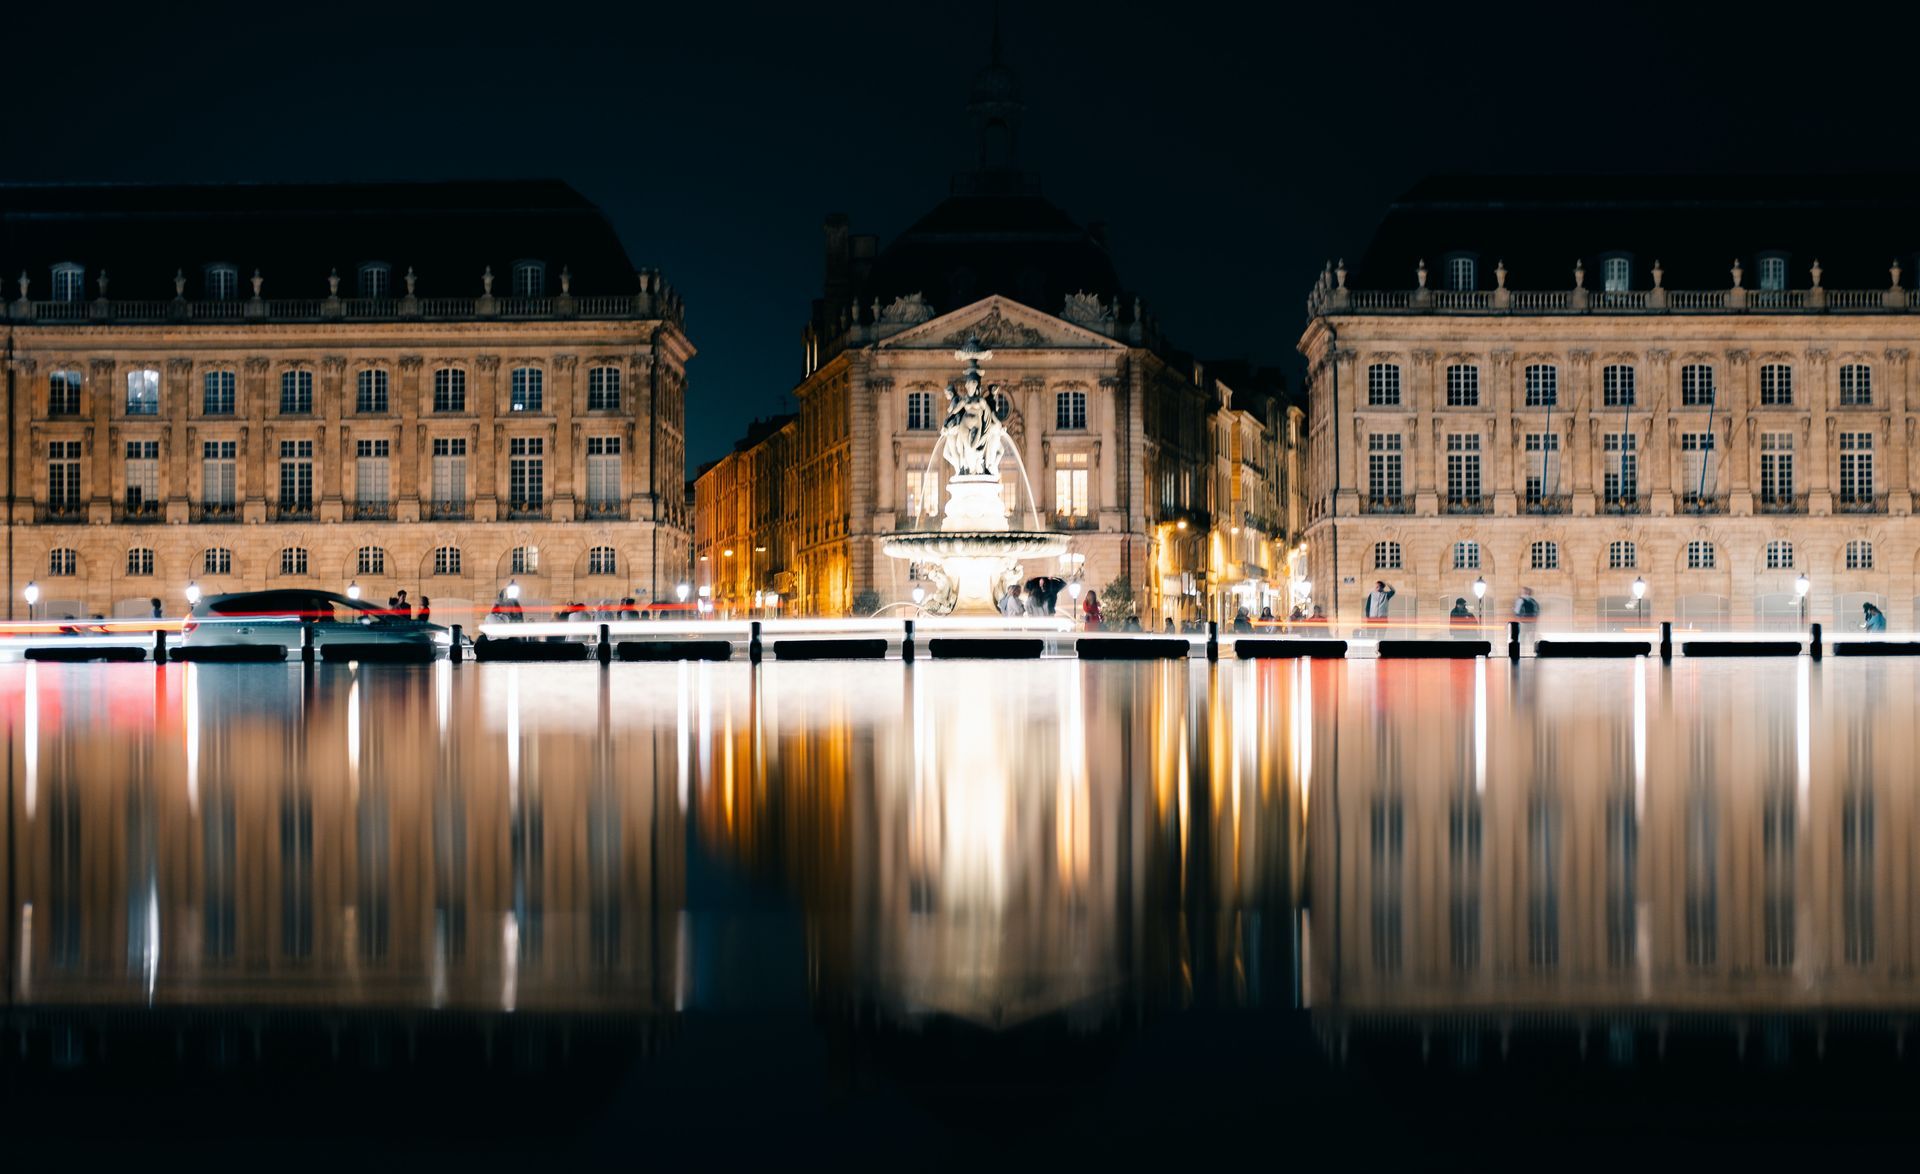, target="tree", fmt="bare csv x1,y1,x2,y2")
852,588,883,617
1098,573,1137,622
